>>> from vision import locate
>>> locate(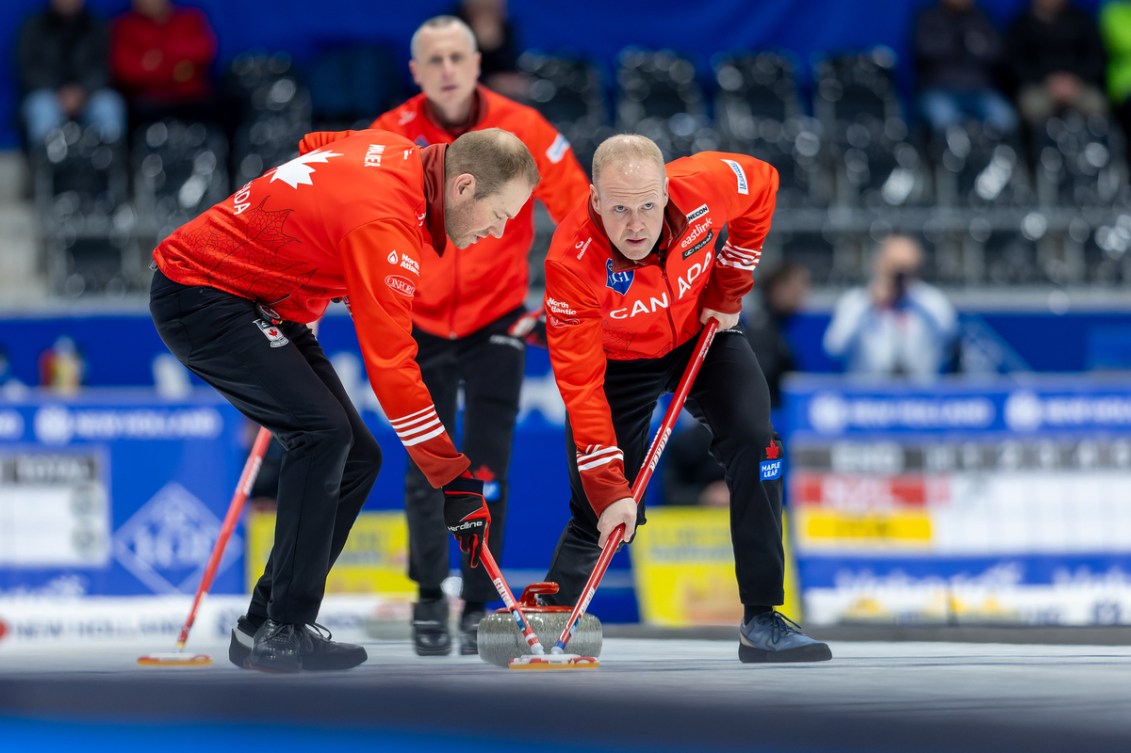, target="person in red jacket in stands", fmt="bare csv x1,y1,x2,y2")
540,134,831,663
109,0,217,127
149,127,540,672
370,15,589,657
